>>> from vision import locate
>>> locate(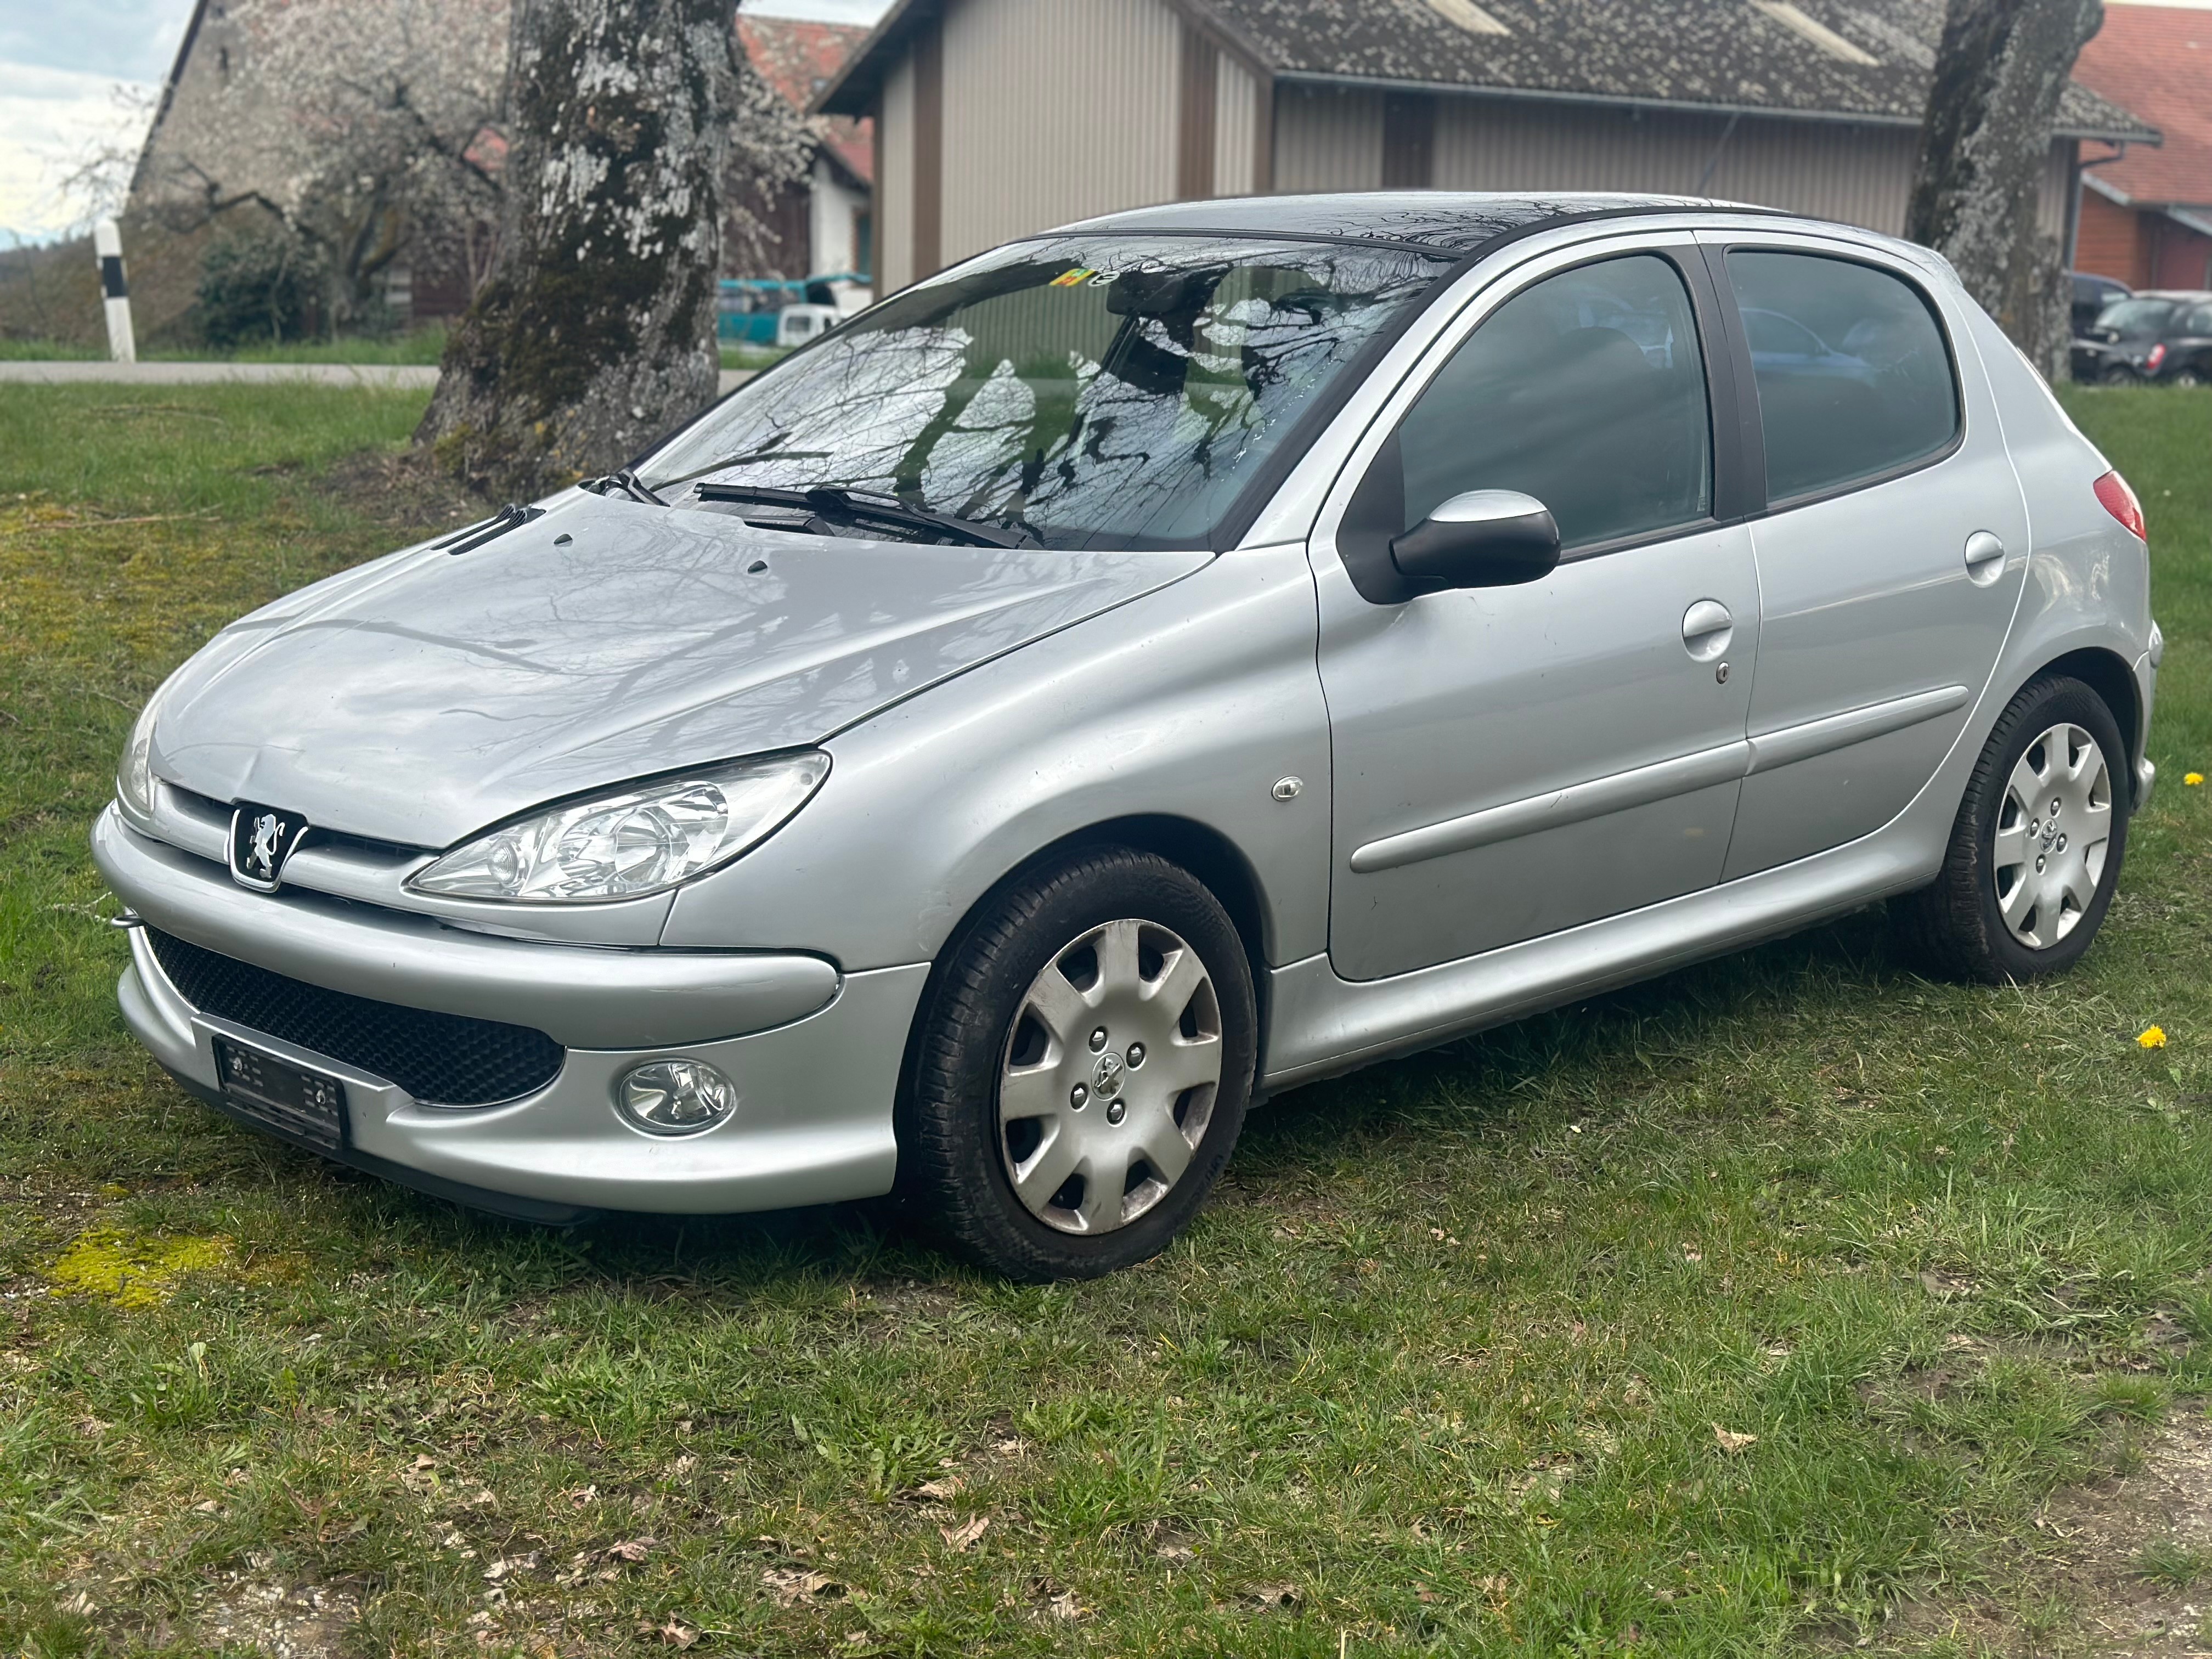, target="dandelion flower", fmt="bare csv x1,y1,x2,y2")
2140,1026,2169,1049
2187,772,2205,787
